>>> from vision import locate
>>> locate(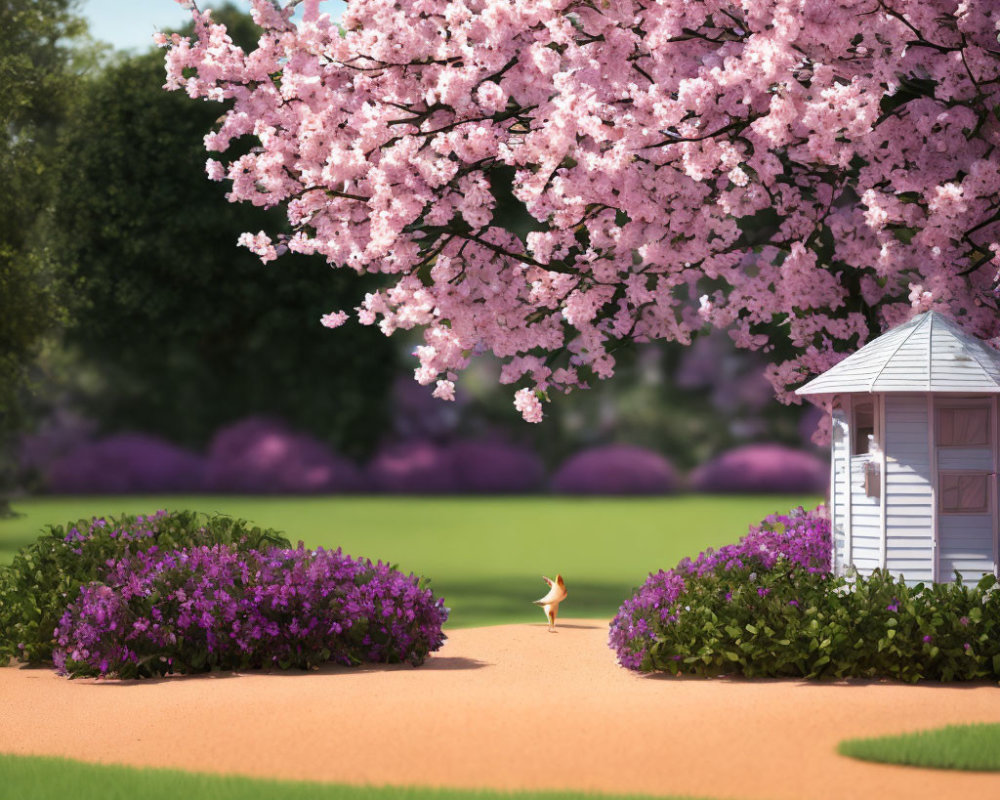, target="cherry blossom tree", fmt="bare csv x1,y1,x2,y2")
162,0,1000,421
